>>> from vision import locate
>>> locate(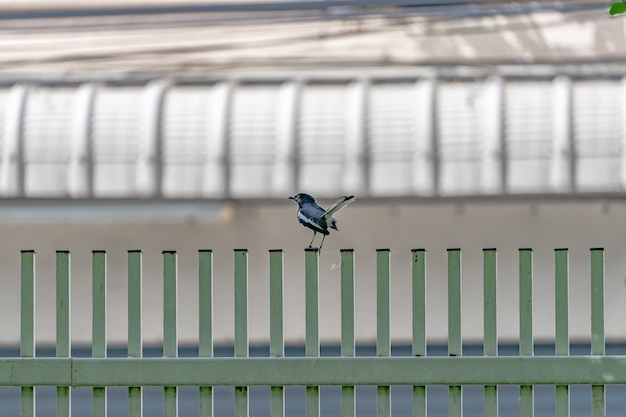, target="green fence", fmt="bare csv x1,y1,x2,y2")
4,248,620,416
